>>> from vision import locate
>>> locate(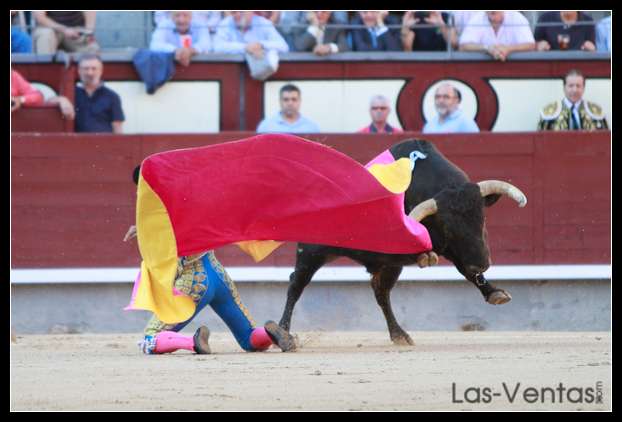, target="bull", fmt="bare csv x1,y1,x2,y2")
278,139,527,346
